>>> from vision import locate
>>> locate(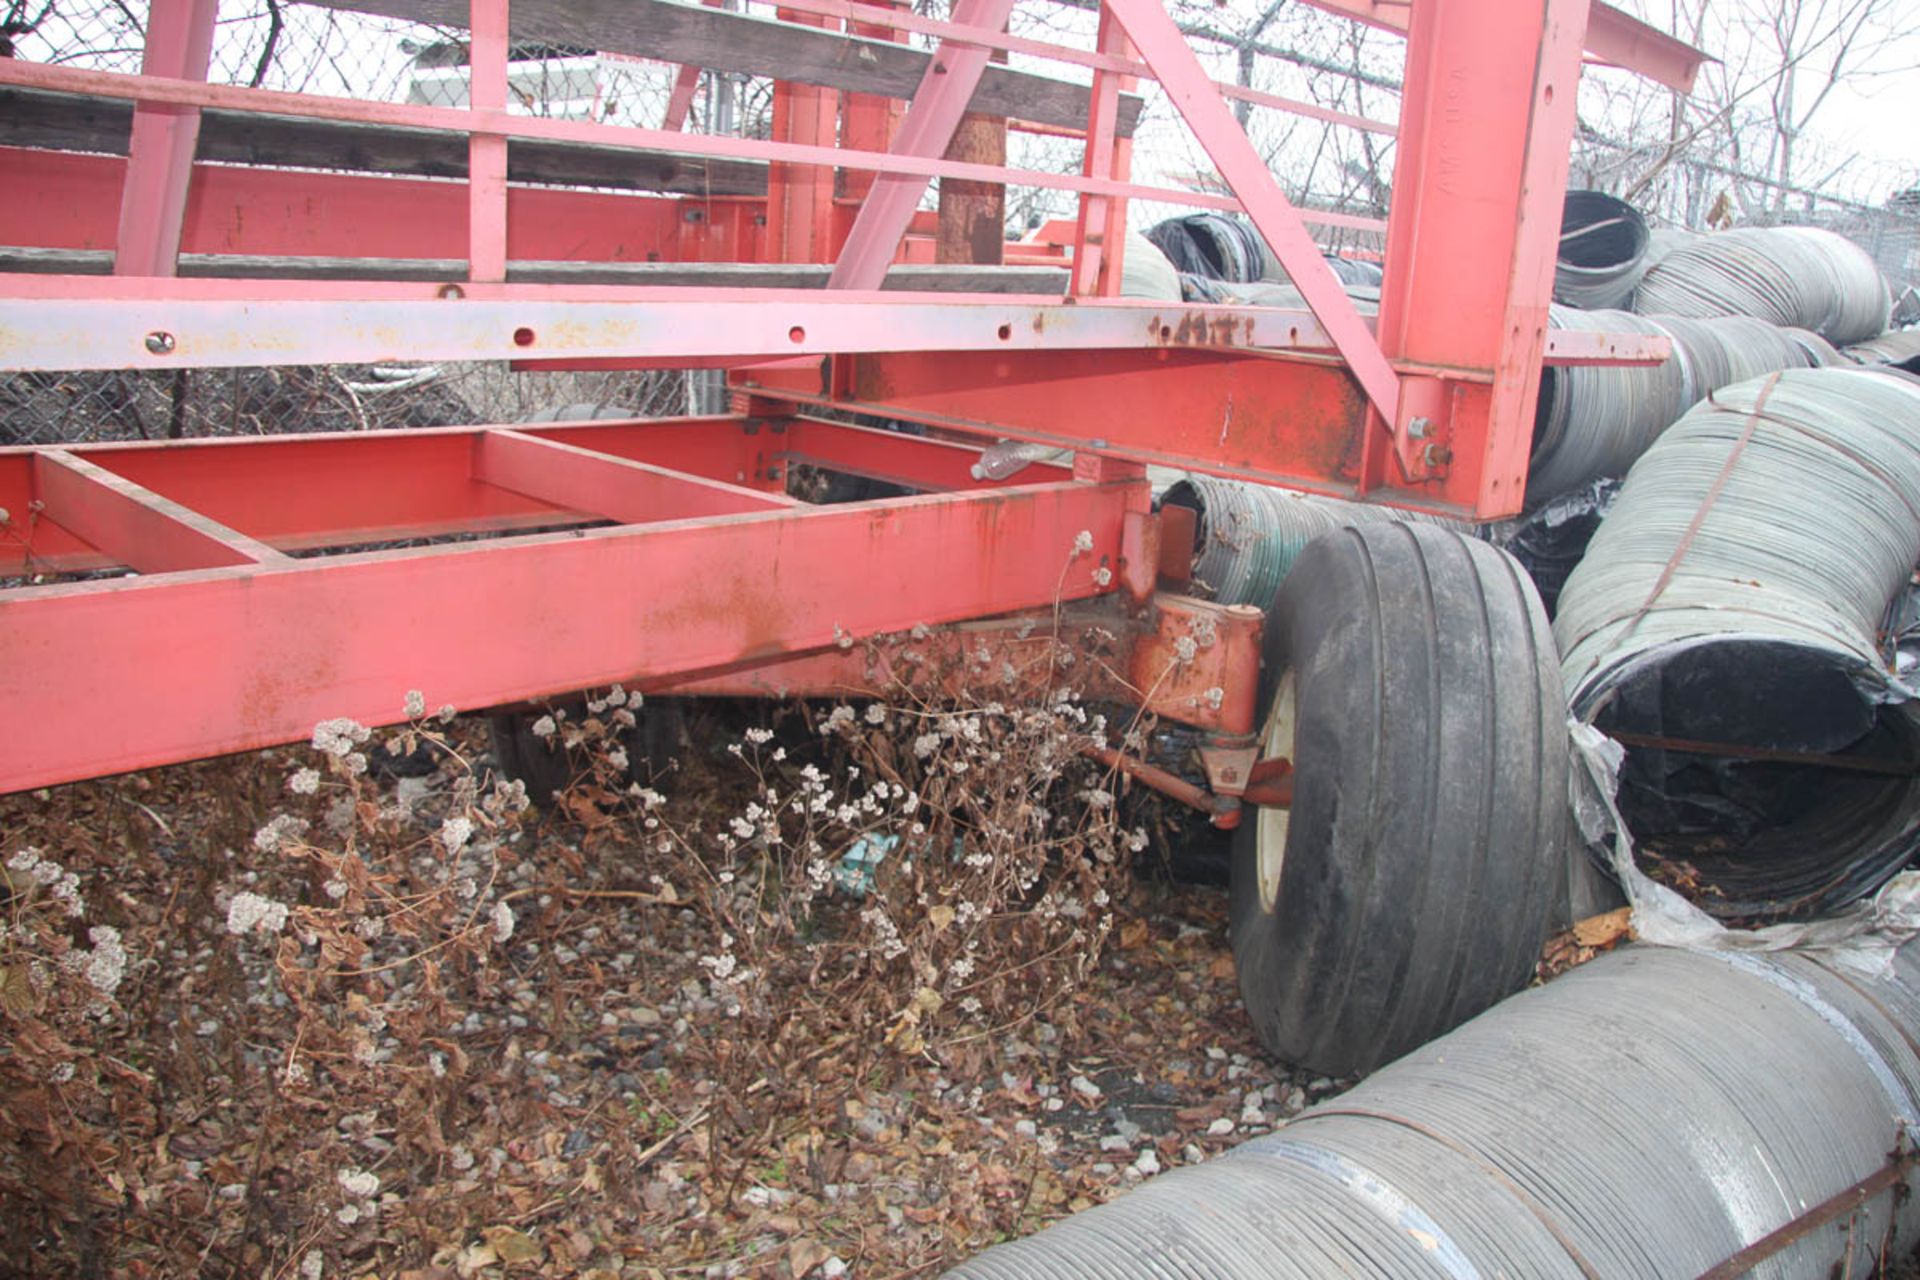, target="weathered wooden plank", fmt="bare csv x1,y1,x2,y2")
0,246,1070,293
0,87,771,196
297,0,1142,136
